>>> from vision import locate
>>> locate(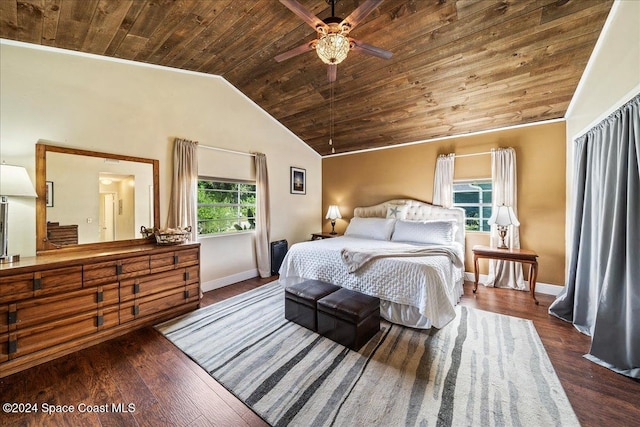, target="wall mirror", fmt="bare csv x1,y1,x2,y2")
35,143,160,253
